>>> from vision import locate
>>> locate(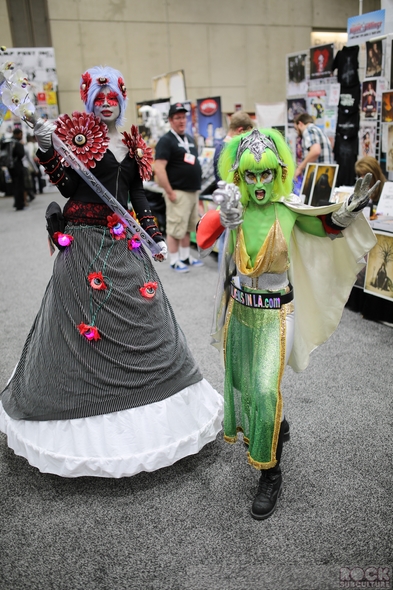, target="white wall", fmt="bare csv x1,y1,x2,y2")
1,0,382,125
